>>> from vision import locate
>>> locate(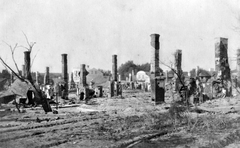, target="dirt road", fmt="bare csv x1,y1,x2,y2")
1,91,240,148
